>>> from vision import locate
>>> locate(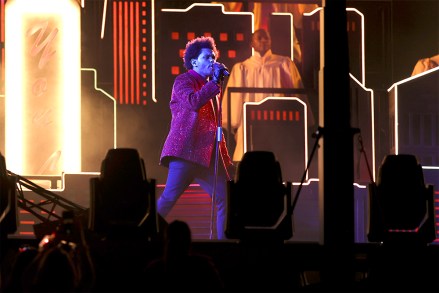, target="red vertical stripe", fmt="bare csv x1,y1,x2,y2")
1,0,3,93
113,1,147,106
118,2,123,104
124,2,129,104
113,2,119,103
136,2,140,105
130,2,134,104
0,0,4,42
